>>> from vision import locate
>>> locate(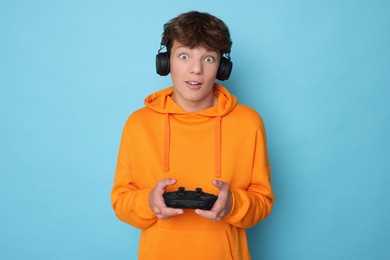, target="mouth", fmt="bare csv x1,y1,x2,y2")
185,81,202,89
